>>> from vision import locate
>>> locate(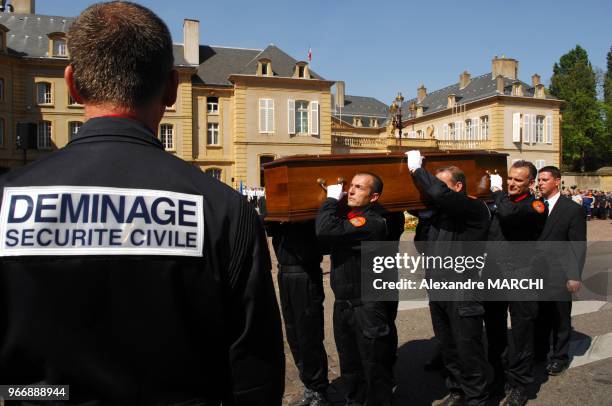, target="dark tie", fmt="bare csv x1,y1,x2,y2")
543,199,549,208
